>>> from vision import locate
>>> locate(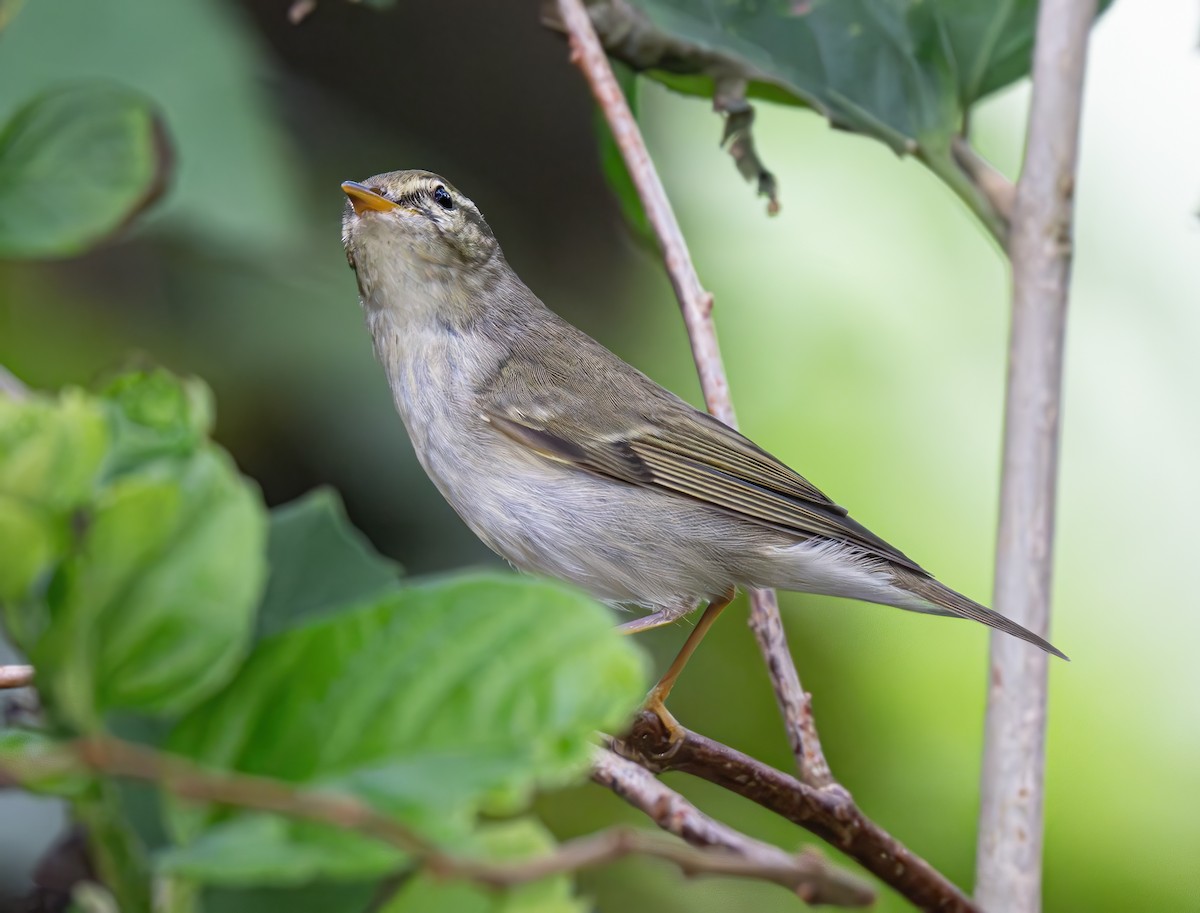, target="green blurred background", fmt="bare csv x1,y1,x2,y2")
1,0,1197,910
